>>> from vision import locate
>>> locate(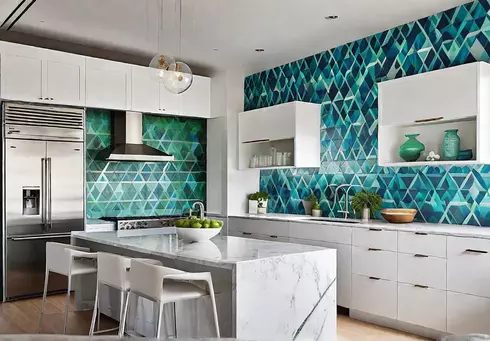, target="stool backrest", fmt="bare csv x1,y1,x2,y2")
46,242,89,276
129,259,184,301
97,252,130,290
